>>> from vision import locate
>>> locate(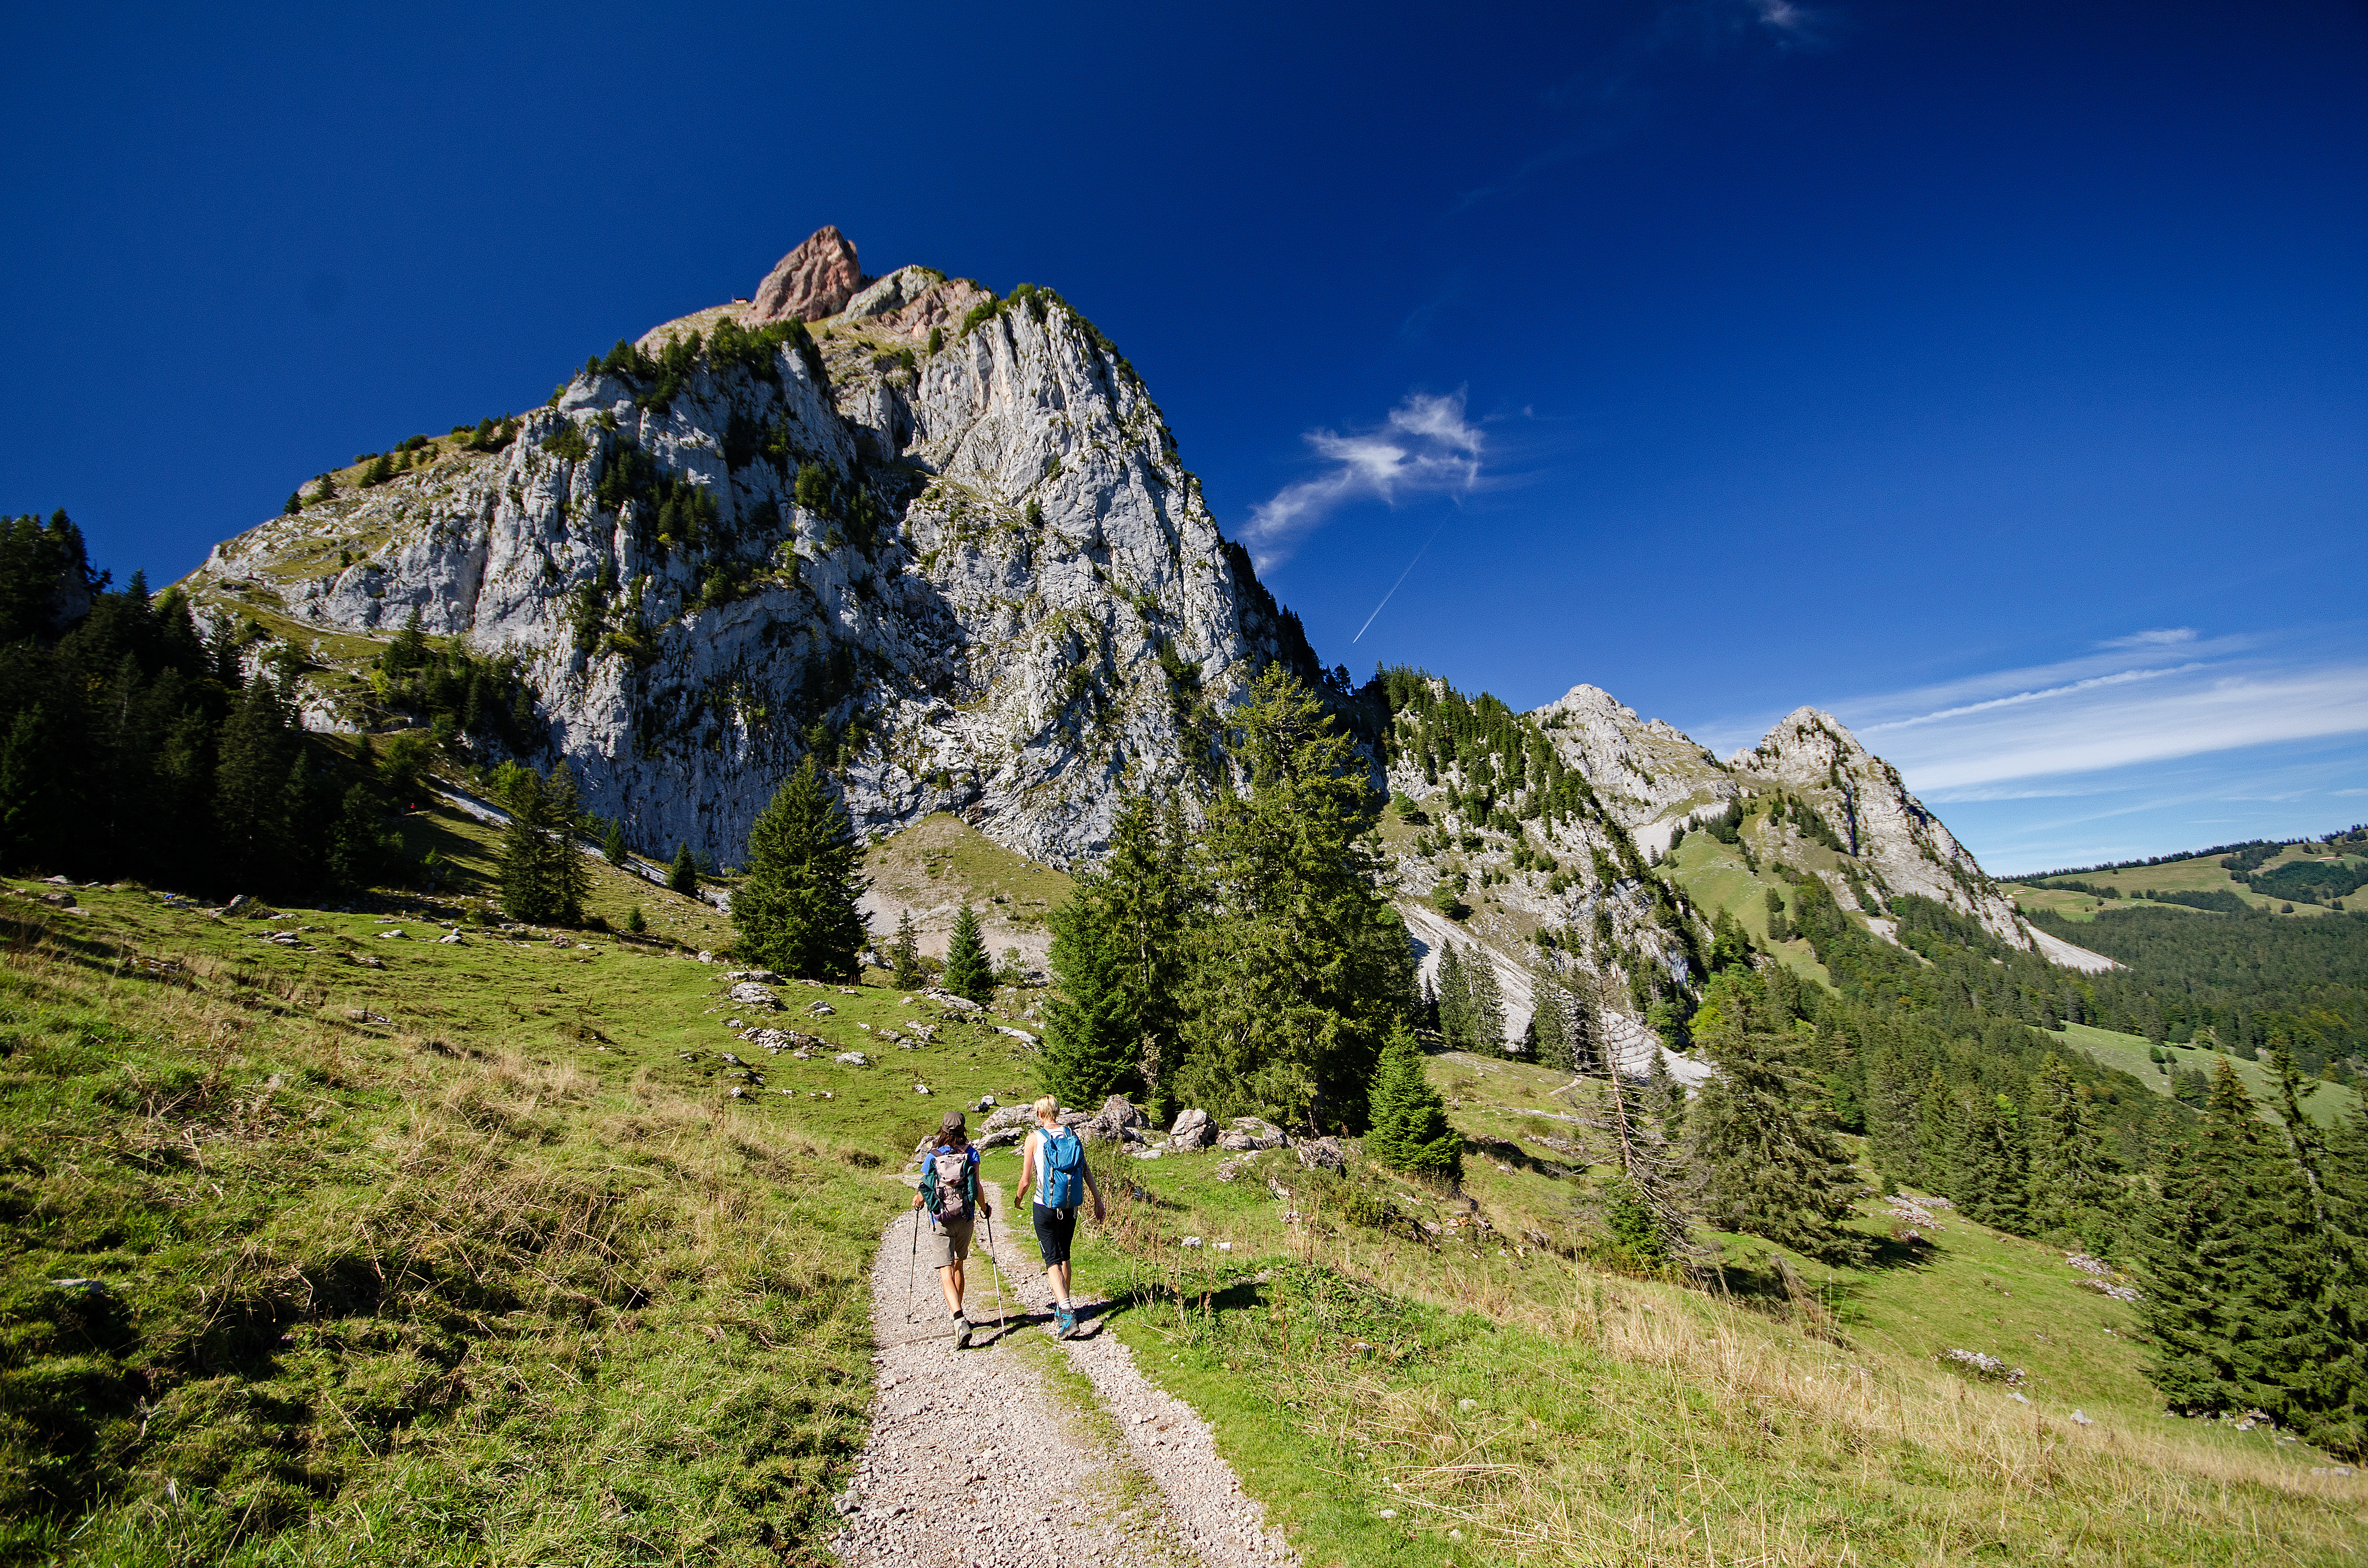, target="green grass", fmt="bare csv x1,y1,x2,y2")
2051,1020,2362,1128
861,813,1073,942
10,854,2365,1564
2007,847,2356,919
1048,1050,2367,1566
0,866,1053,1565
1659,835,1835,987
